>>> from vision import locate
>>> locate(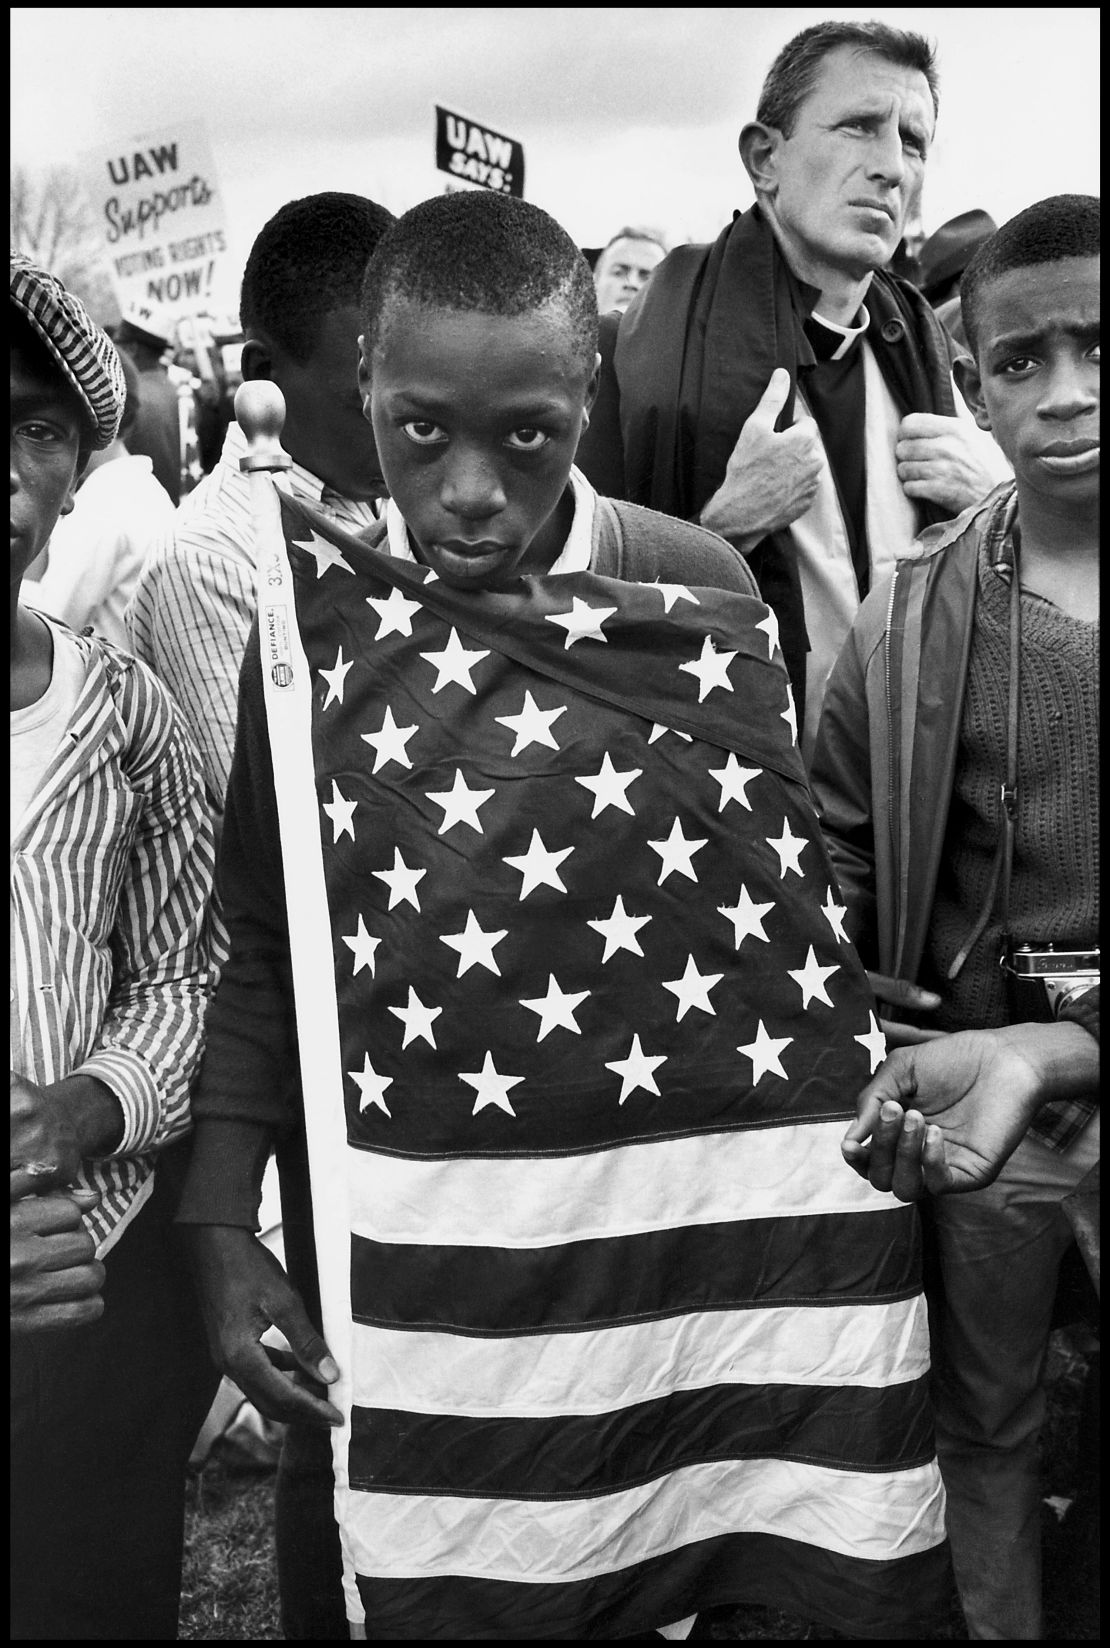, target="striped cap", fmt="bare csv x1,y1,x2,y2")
10,251,126,449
